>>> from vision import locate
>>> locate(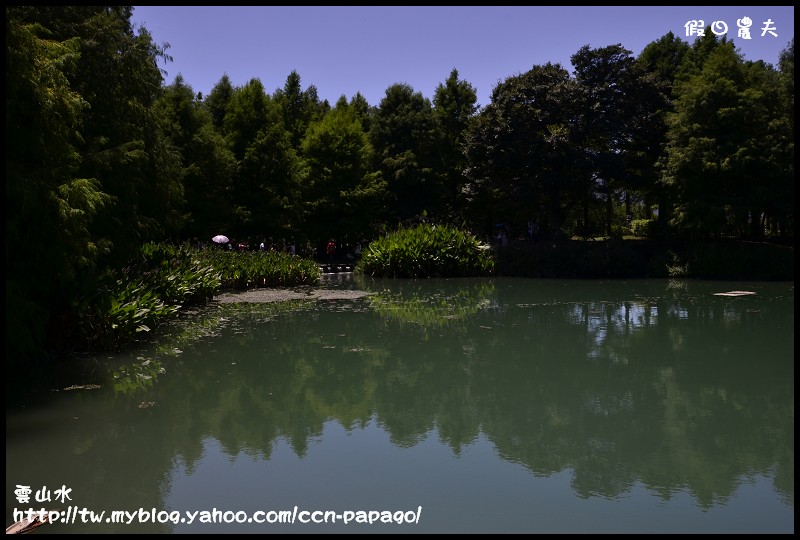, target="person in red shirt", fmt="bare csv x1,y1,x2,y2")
326,239,336,263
